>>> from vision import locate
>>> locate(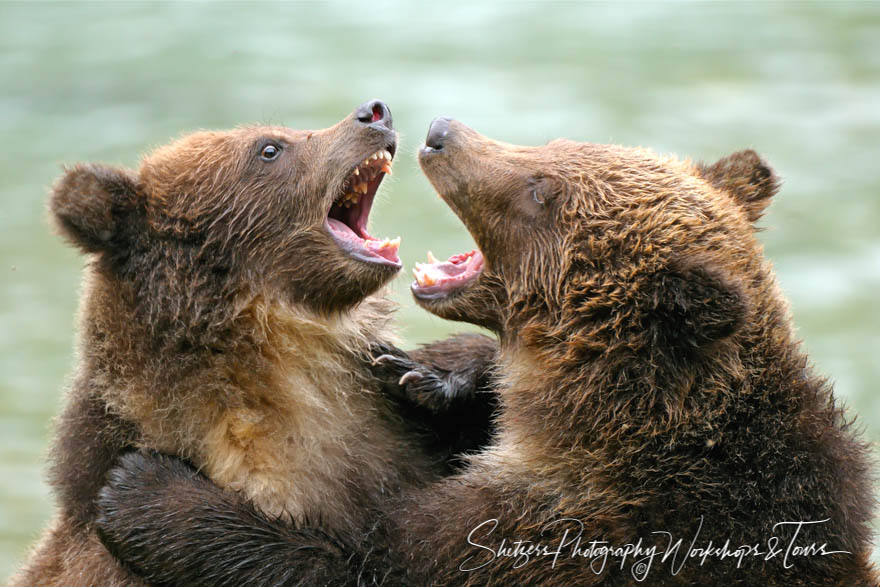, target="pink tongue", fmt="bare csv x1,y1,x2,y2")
416,251,482,285
428,260,469,278
364,239,400,263
328,218,400,263
327,218,359,241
